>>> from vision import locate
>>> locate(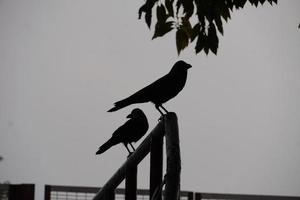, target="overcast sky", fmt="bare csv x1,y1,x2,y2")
1,1,300,199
